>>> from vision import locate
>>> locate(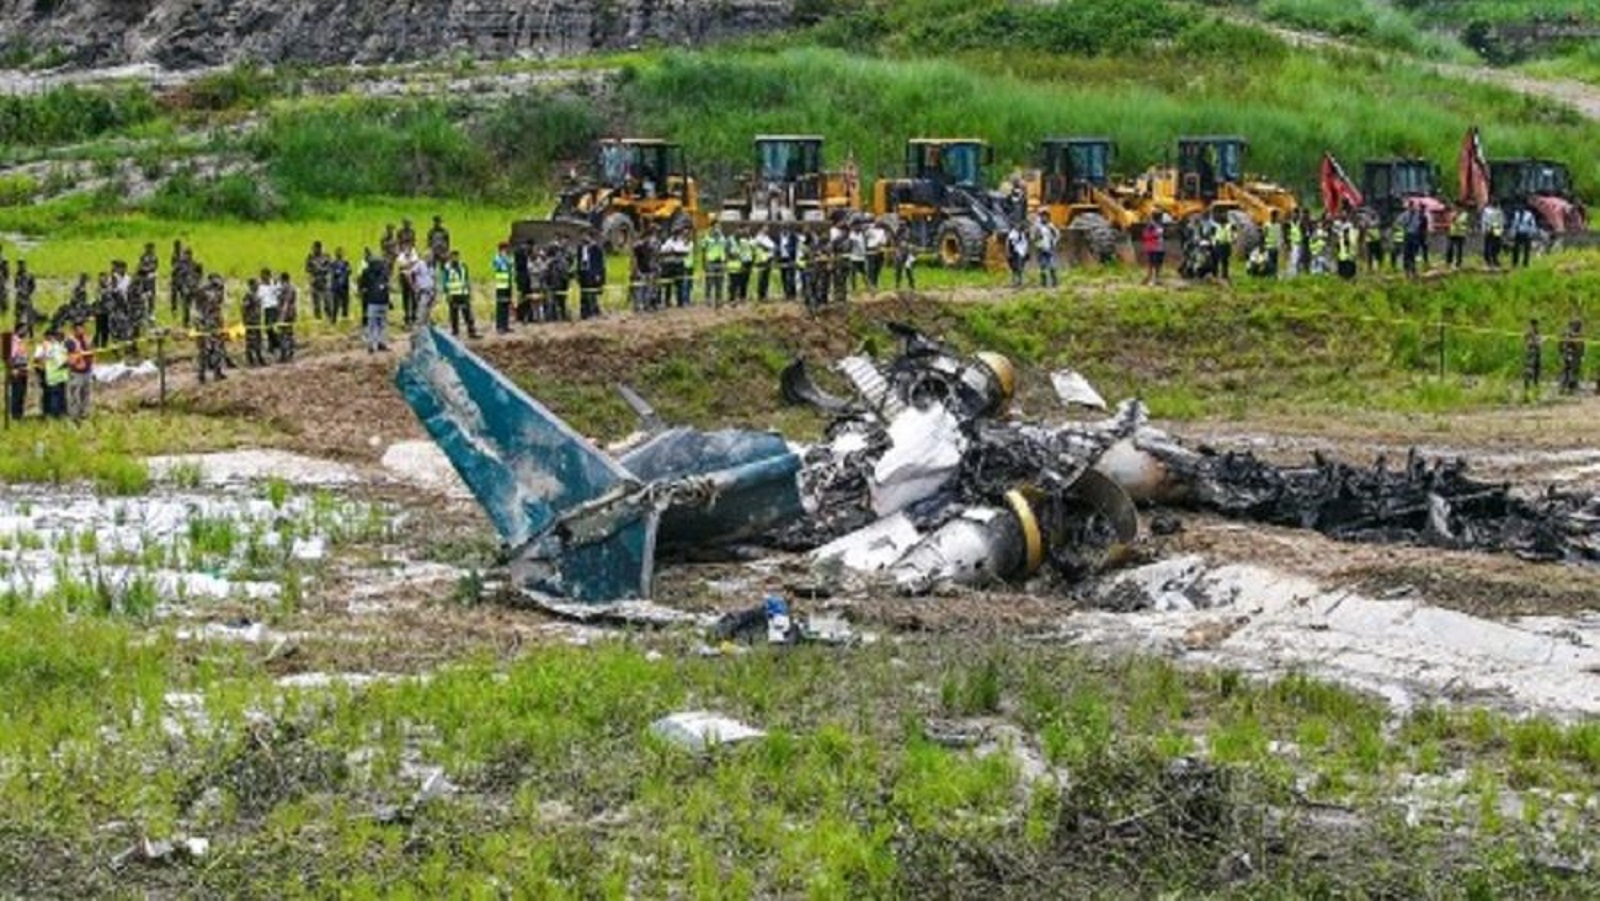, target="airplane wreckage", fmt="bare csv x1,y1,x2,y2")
396,324,1600,604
